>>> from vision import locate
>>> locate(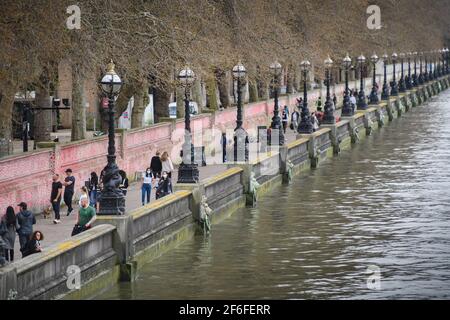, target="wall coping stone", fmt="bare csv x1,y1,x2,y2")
129,190,192,221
